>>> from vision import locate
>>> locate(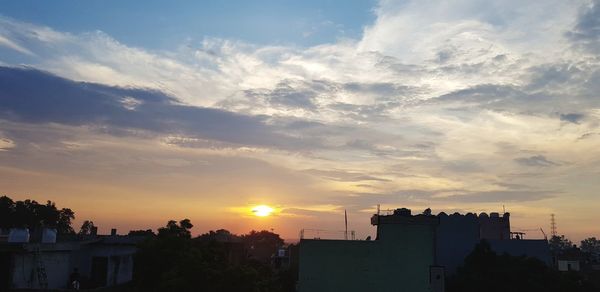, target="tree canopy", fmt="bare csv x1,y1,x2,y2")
0,195,75,234
447,240,594,292
133,220,293,292
549,235,575,252
580,237,600,262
